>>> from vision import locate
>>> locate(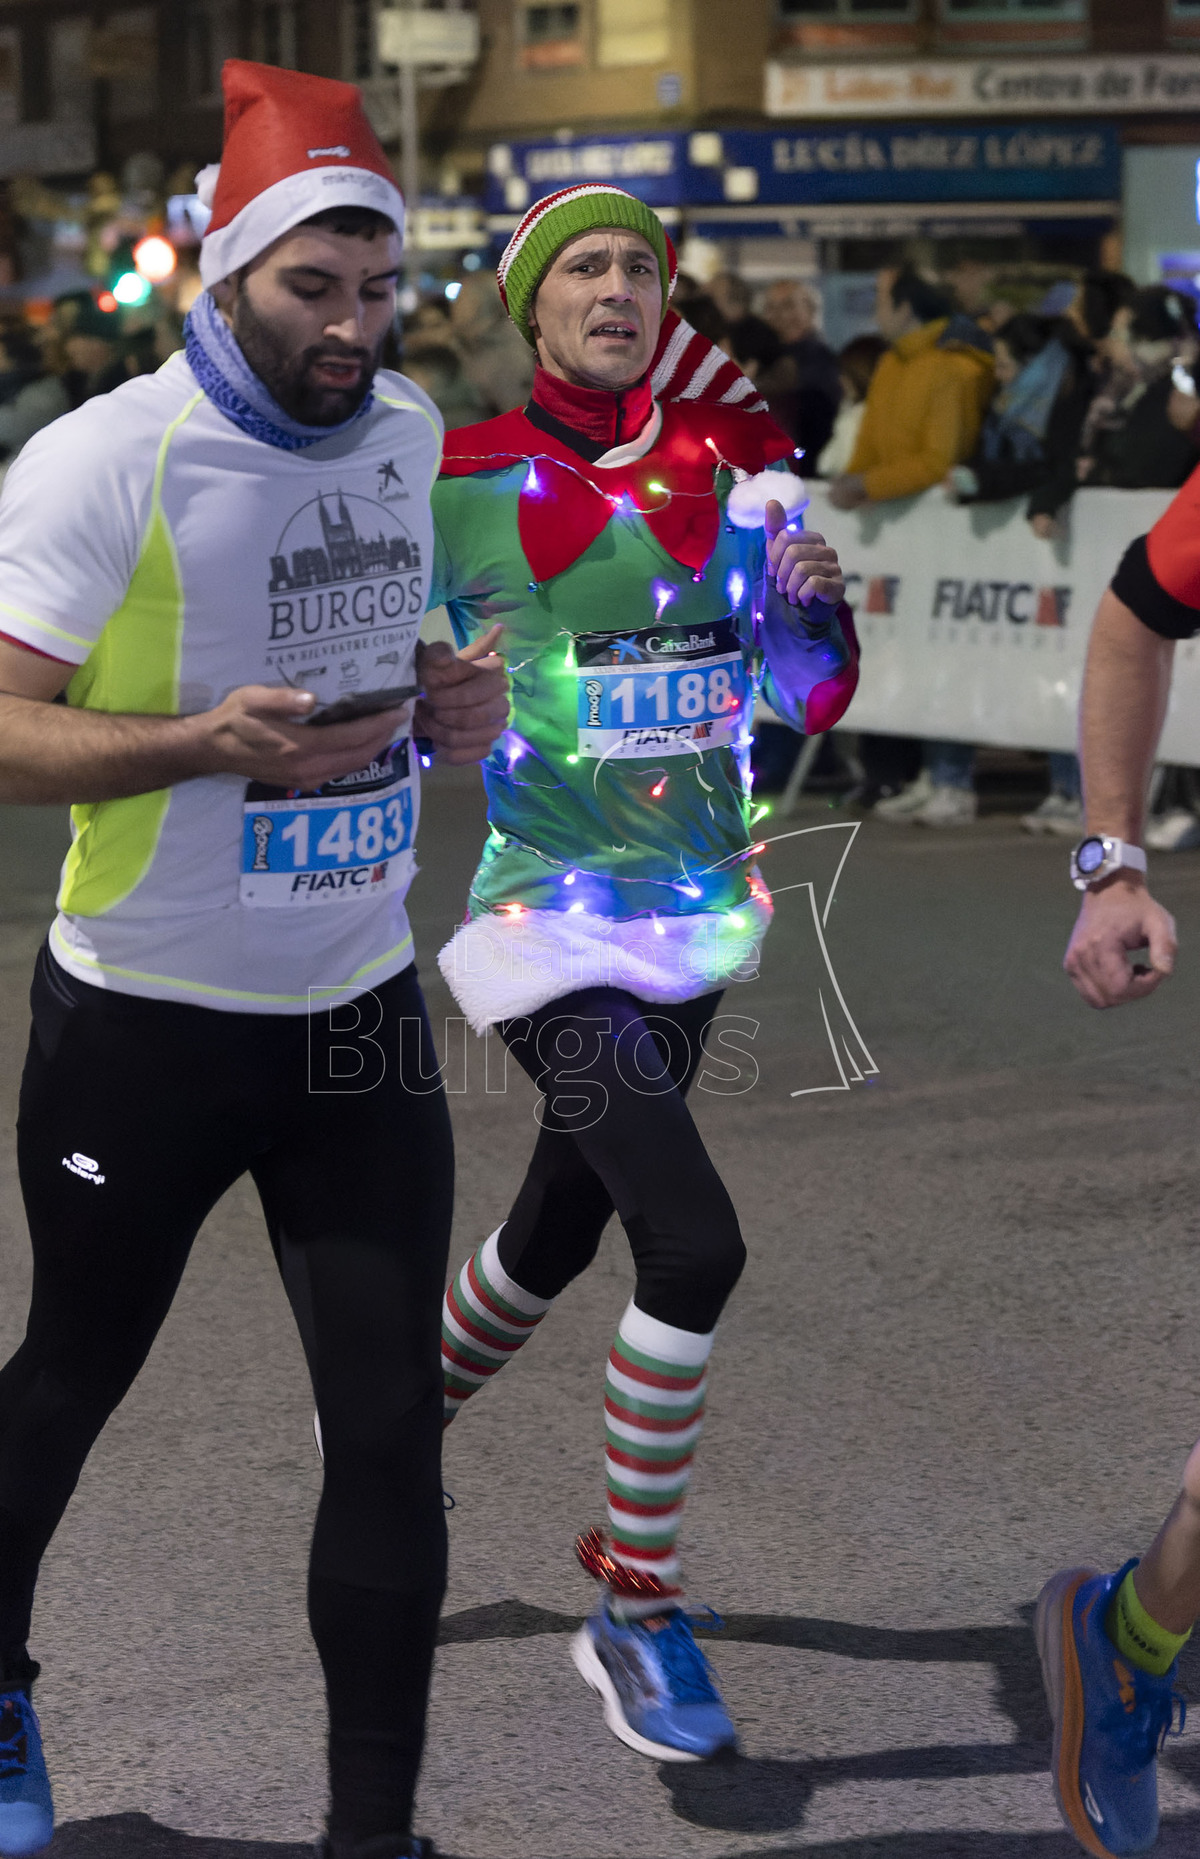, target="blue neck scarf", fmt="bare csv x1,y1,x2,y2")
183,288,374,451
982,337,1072,465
